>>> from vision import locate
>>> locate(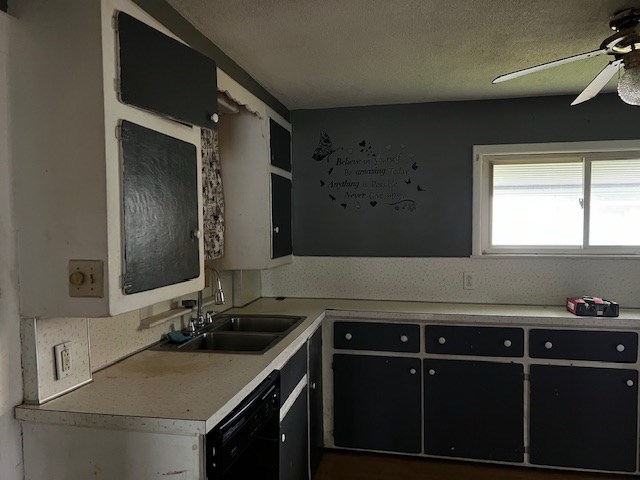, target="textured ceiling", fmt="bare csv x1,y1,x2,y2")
168,0,640,109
